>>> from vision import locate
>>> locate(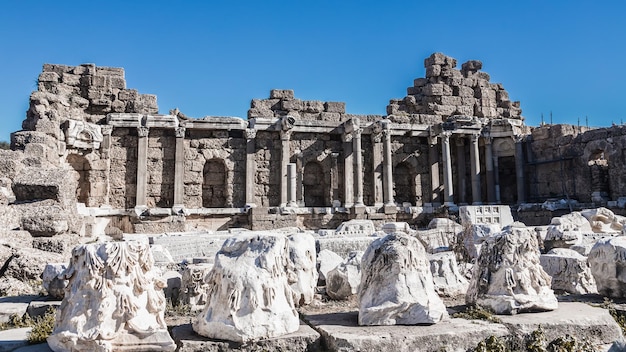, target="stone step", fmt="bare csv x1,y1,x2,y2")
0,328,31,352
